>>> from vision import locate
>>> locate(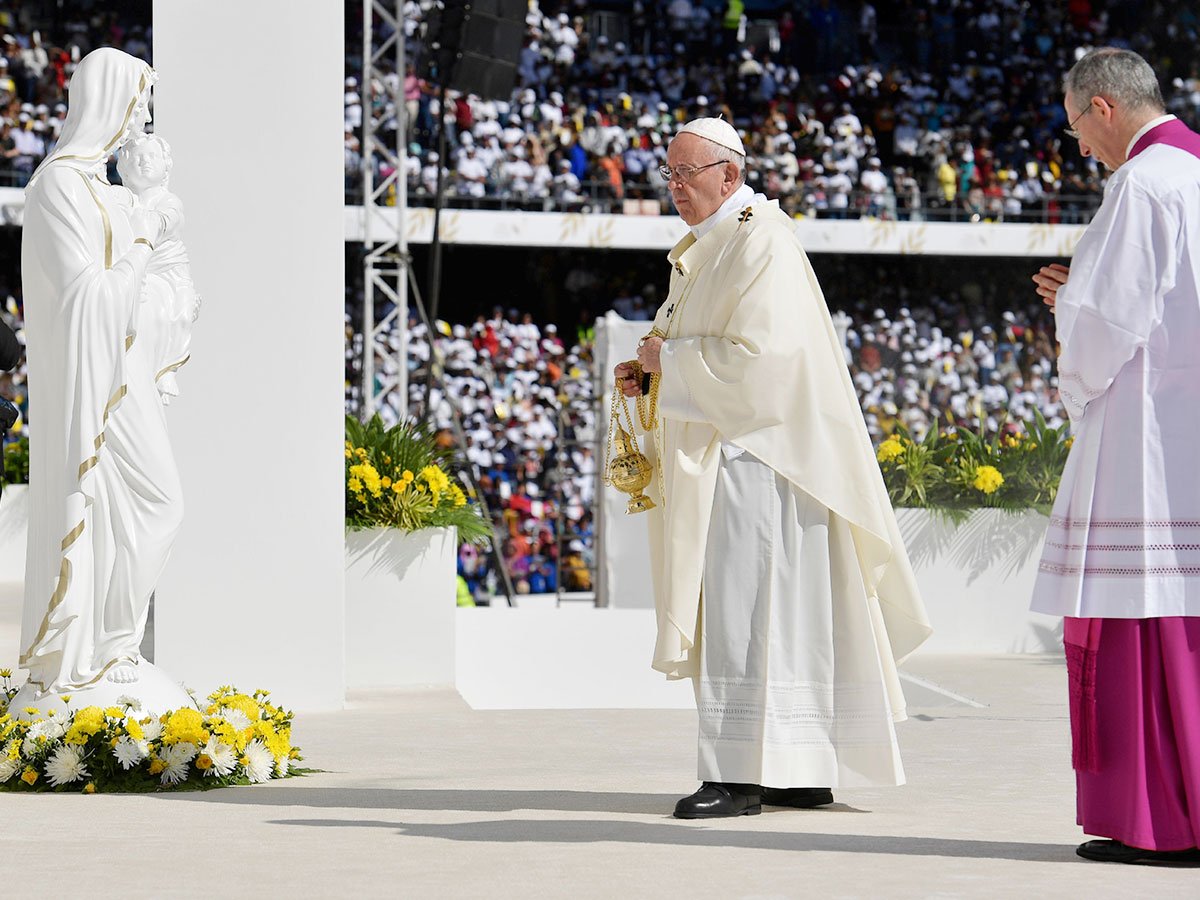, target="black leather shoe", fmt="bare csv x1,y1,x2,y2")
1076,839,1200,864
761,786,834,808
673,782,761,819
